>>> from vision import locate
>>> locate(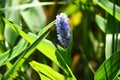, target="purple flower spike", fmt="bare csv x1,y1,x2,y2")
55,13,71,47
